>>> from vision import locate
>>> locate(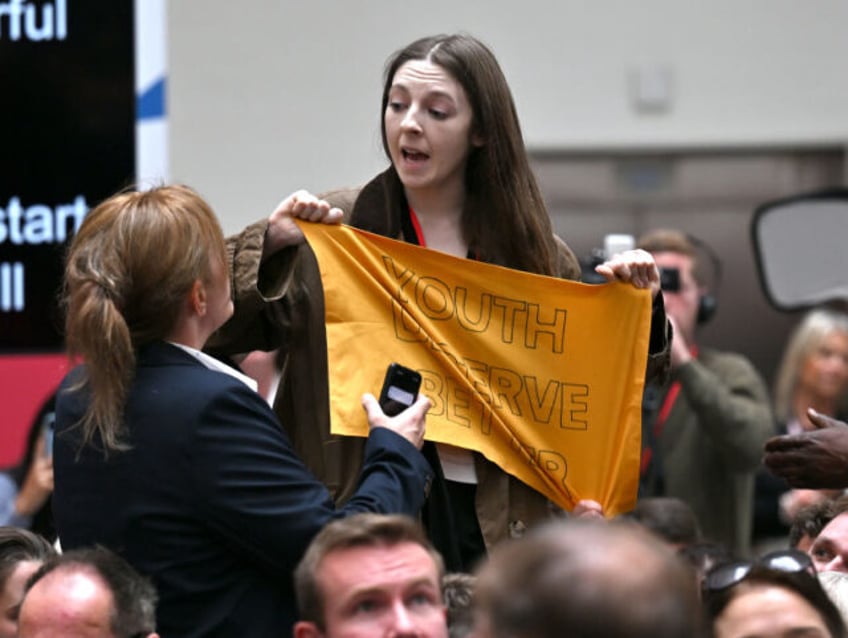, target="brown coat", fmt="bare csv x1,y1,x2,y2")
212,168,670,554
